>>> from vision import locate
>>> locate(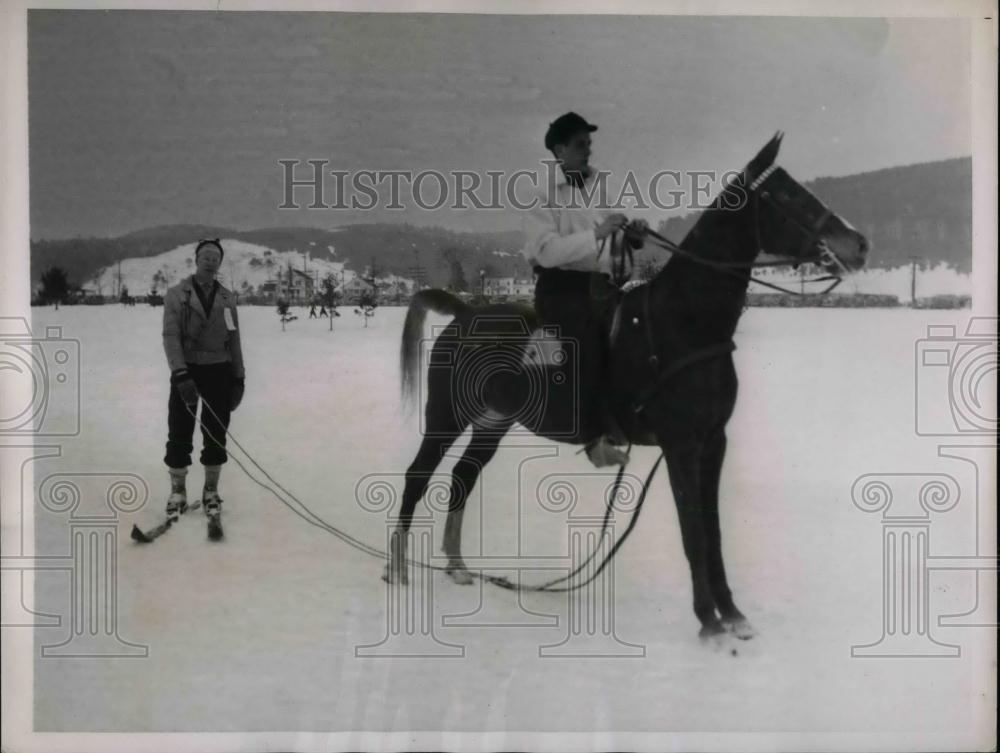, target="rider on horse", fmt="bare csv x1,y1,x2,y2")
522,112,648,467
